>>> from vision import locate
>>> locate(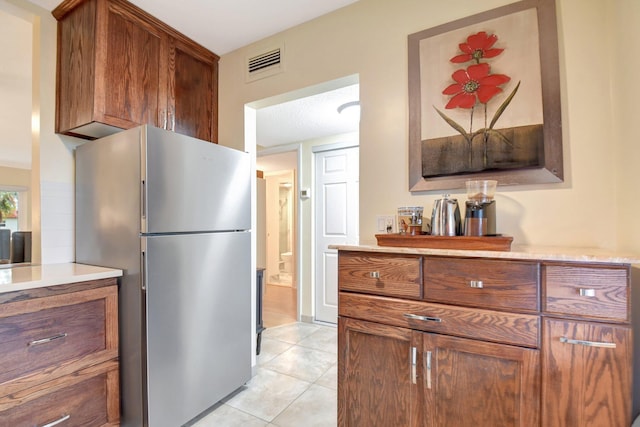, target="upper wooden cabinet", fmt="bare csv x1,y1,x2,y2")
53,0,219,143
